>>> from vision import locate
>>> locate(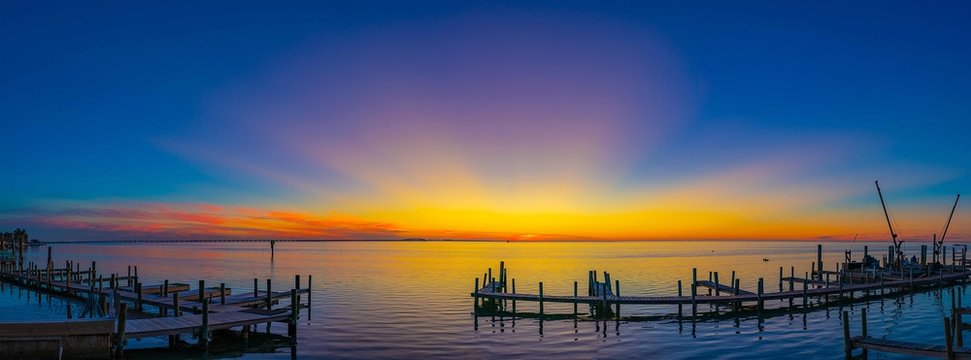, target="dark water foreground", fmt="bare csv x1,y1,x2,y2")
0,241,963,359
